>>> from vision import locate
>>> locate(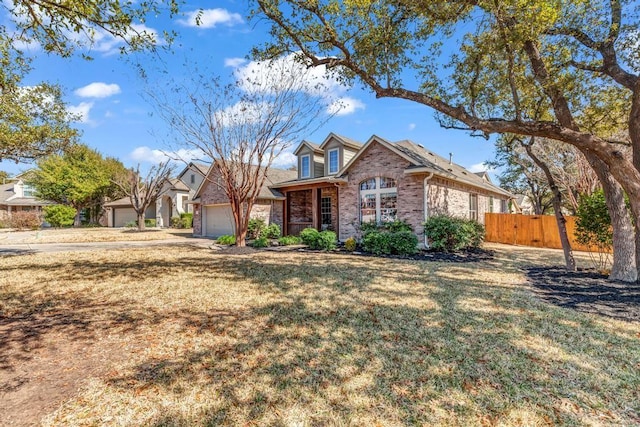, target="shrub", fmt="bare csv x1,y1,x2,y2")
344,236,357,251
388,230,418,255
300,227,336,250
9,211,41,230
575,190,612,270
180,212,193,228
362,230,391,255
384,219,414,233
43,205,75,227
248,218,266,239
216,234,236,245
316,230,337,251
278,235,302,246
264,223,281,239
144,219,156,227
252,236,269,248
423,215,485,252
124,220,137,228
300,227,320,246
170,216,182,228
